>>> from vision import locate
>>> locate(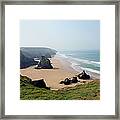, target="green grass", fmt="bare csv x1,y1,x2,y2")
20,75,100,100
